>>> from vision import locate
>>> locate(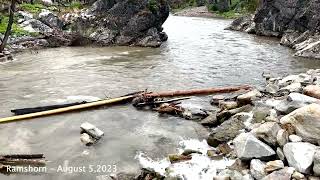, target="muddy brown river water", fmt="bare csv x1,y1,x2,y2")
0,15,320,180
